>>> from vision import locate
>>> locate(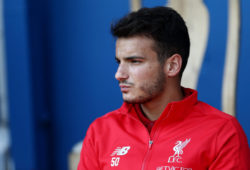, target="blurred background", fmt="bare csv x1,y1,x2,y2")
0,0,249,170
